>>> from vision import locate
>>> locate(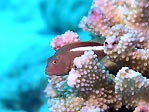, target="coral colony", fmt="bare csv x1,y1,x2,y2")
45,0,149,112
